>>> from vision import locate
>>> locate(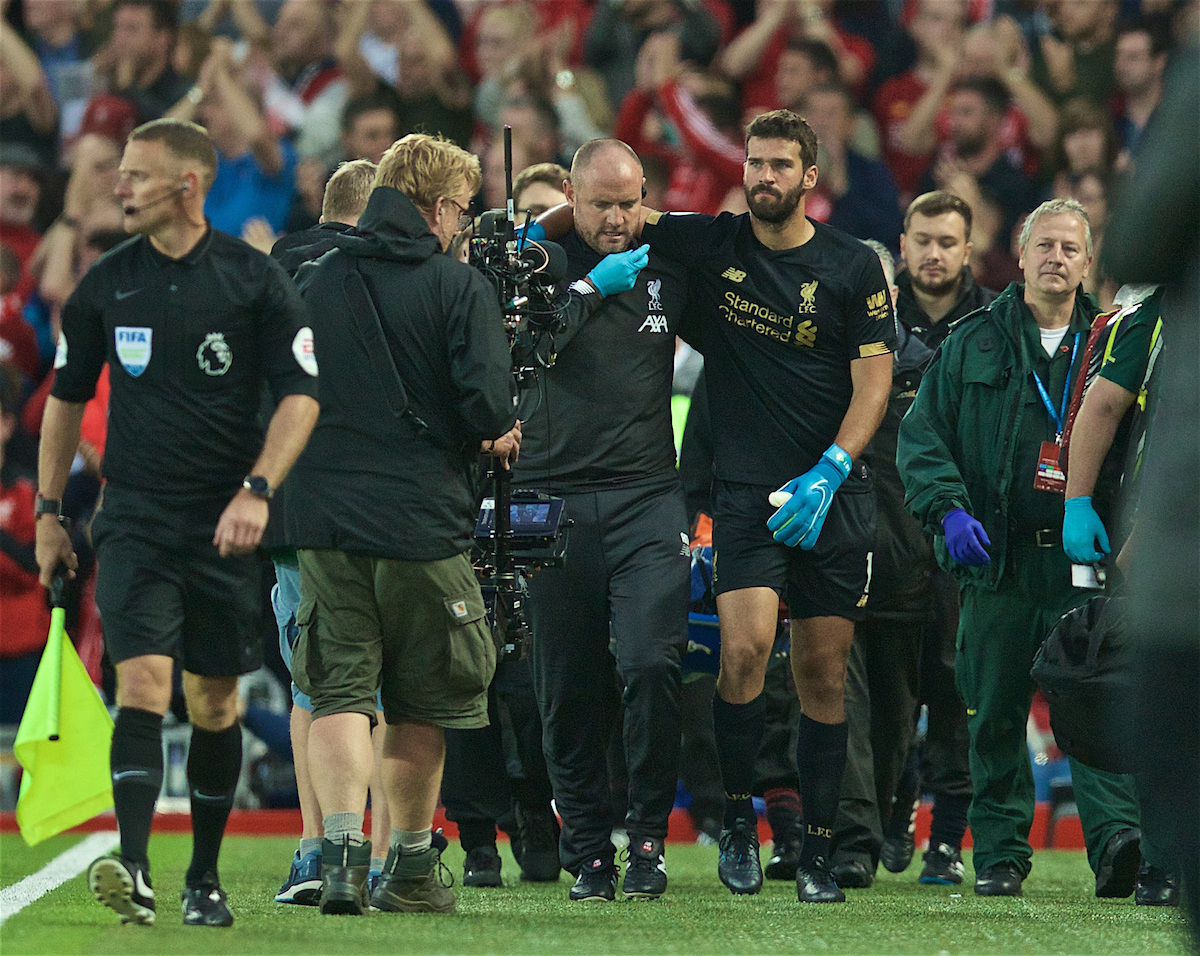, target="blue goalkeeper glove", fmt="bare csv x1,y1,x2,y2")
766,444,853,549
1062,496,1111,563
584,245,649,297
